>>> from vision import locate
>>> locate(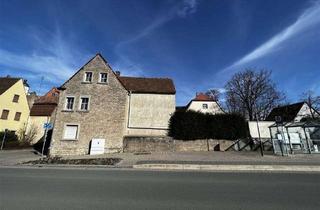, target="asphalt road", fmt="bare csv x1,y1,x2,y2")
1,168,320,210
